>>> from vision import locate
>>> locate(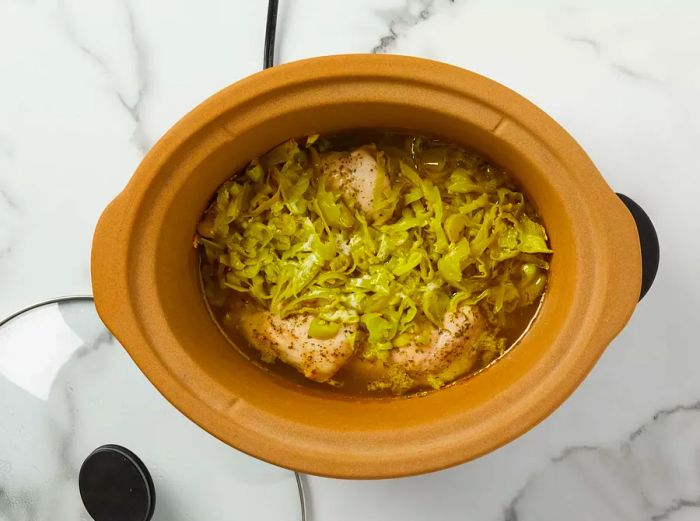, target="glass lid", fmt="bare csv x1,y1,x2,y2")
0,297,305,521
